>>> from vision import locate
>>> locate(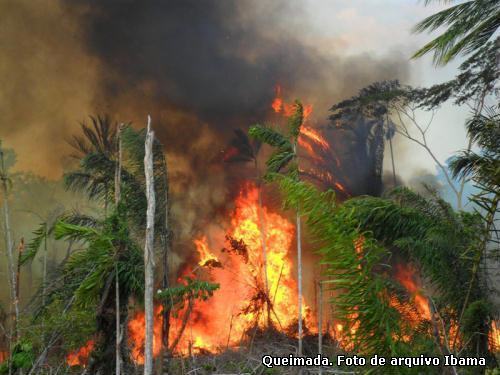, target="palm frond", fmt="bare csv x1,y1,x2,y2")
412,0,500,64
20,223,47,265
287,101,304,139
248,124,291,149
